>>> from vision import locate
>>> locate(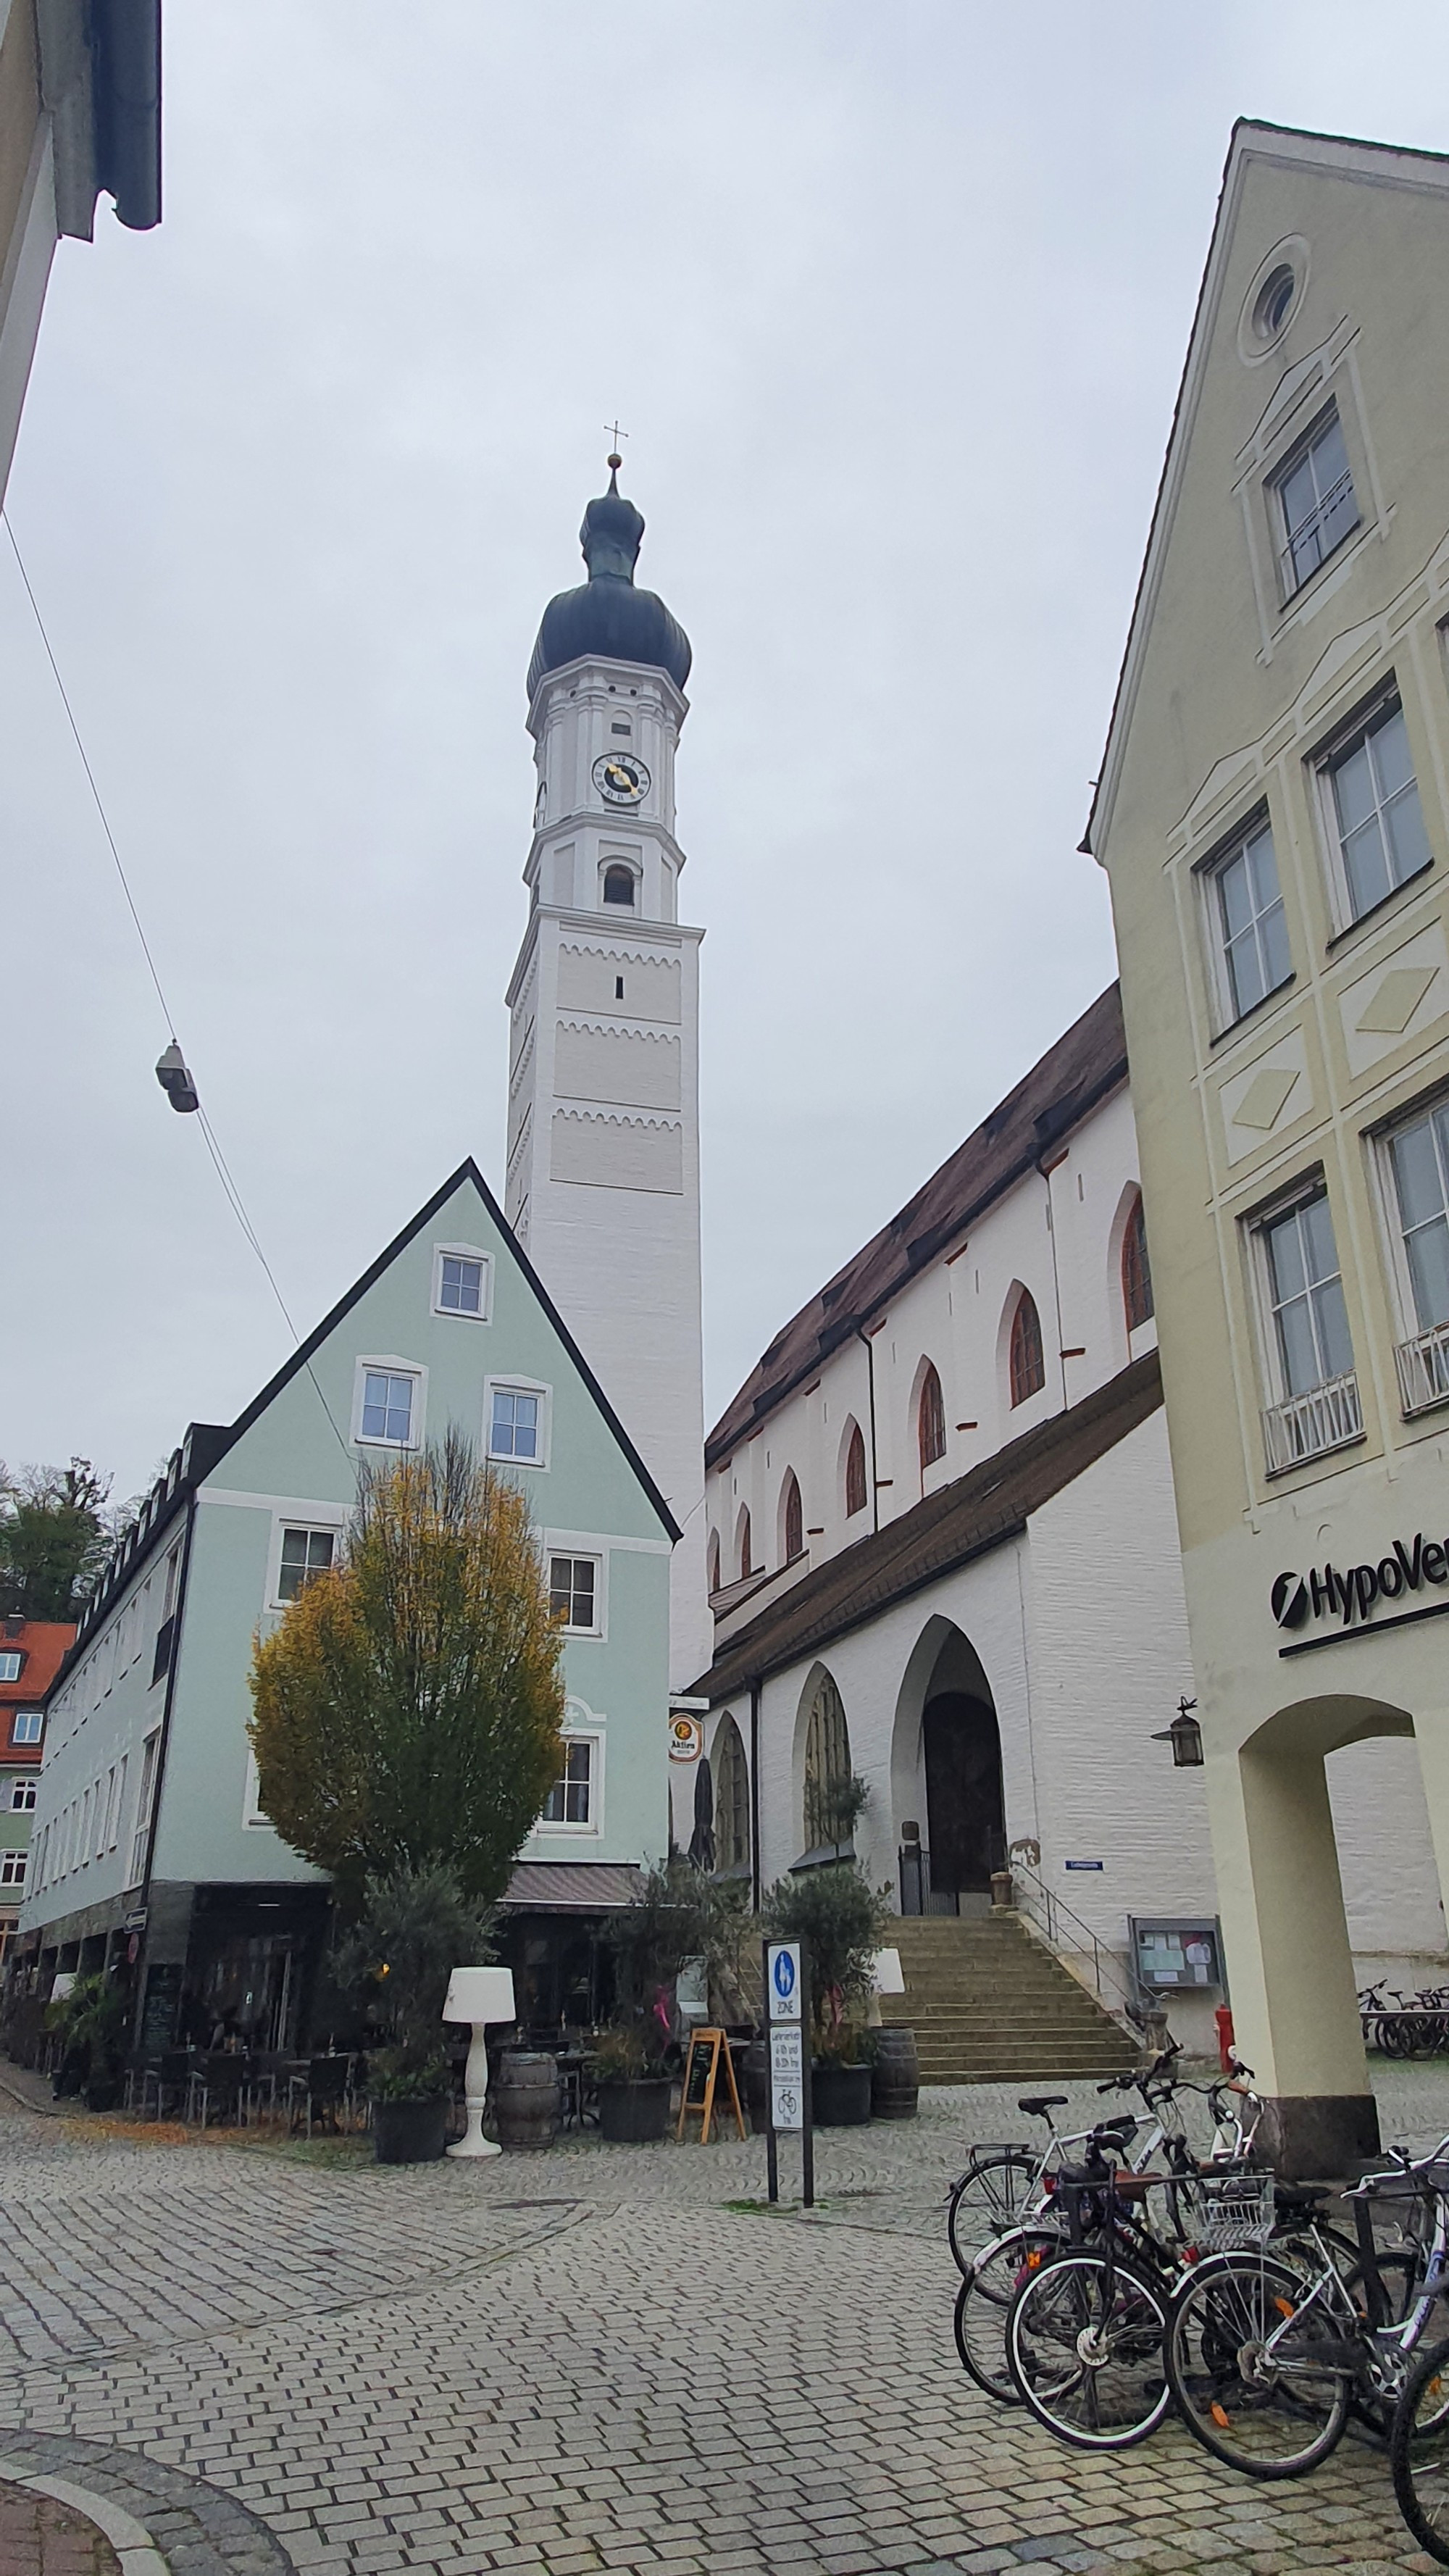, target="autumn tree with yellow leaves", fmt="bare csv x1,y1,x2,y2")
249,1432,565,1907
